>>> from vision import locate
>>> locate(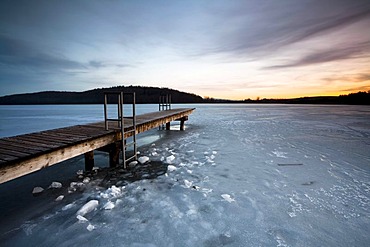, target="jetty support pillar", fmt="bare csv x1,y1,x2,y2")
84,151,94,171
108,142,121,167
179,116,188,131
